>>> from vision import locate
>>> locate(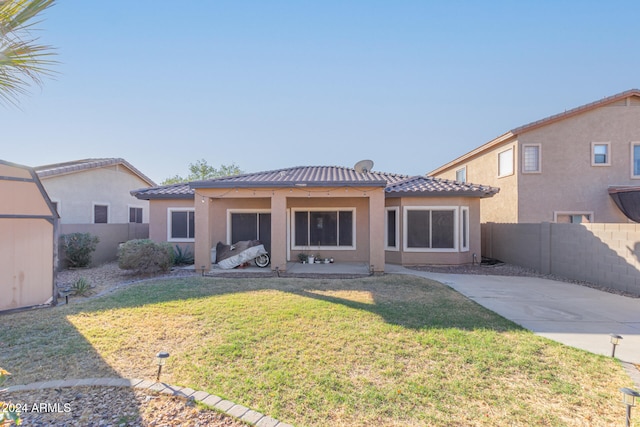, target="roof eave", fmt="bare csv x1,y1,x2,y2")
386,190,499,199
189,180,389,189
